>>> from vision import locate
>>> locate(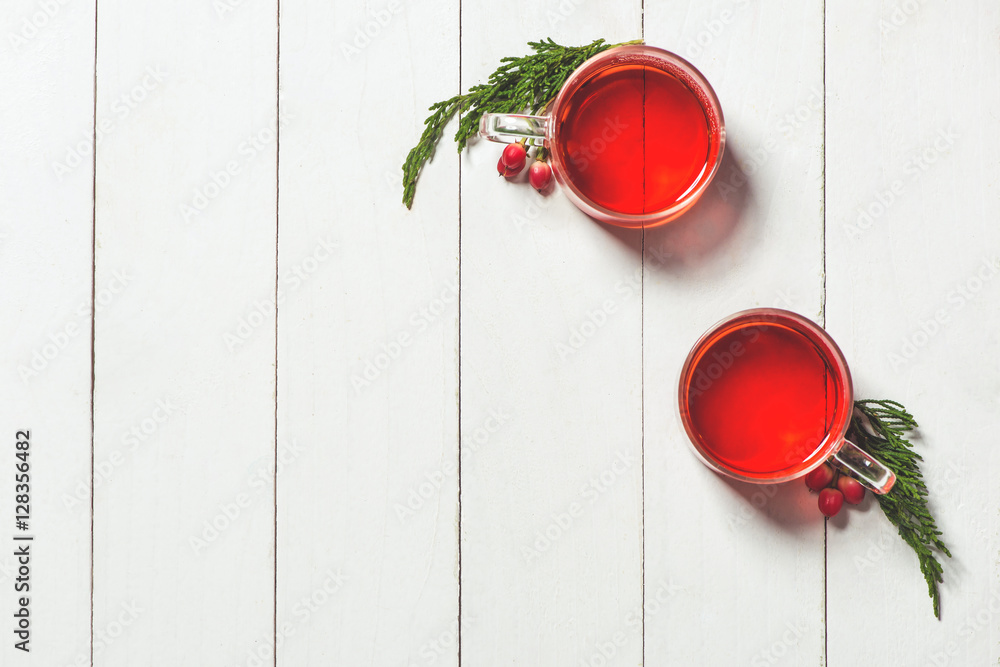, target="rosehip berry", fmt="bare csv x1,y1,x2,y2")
804,463,834,492
528,160,553,192
501,142,527,173
496,156,520,179
837,476,866,505
818,488,844,517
